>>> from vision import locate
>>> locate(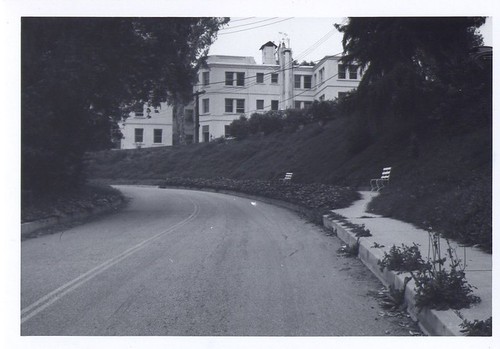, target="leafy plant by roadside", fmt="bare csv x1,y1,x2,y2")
459,317,492,336
378,243,428,272
410,233,480,311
